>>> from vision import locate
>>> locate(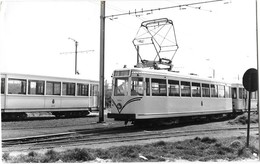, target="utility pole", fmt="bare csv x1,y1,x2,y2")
255,0,260,160
98,0,105,123
68,37,78,75
61,38,94,75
